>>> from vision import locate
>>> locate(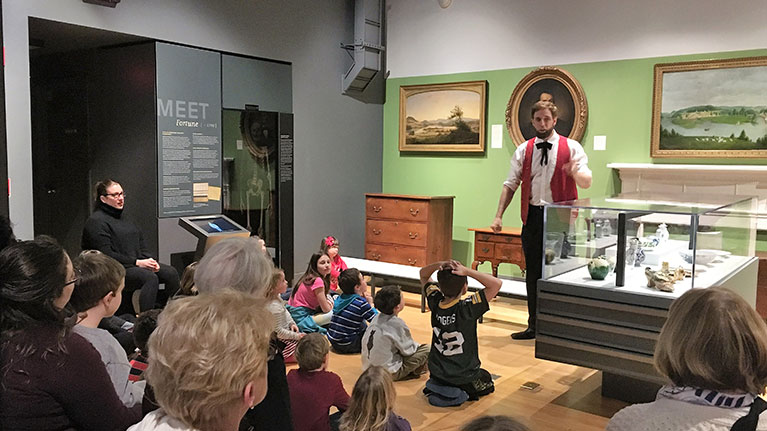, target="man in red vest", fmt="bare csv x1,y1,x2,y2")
491,101,592,340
